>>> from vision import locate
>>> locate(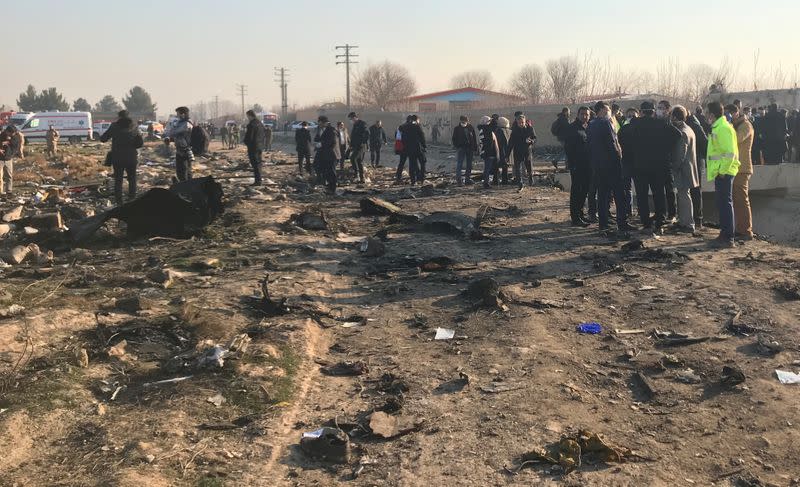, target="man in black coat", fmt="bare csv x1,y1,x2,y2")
685,112,708,227
508,112,537,188
100,110,144,204
368,120,387,168
628,101,681,232
762,103,788,164
587,102,632,232
347,112,370,183
451,115,478,185
314,116,341,193
295,121,313,174
565,107,592,226
400,114,426,185
243,110,267,186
